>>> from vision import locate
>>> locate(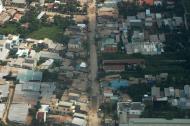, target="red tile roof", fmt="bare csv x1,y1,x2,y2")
103,59,145,65
139,0,154,5
36,111,45,121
